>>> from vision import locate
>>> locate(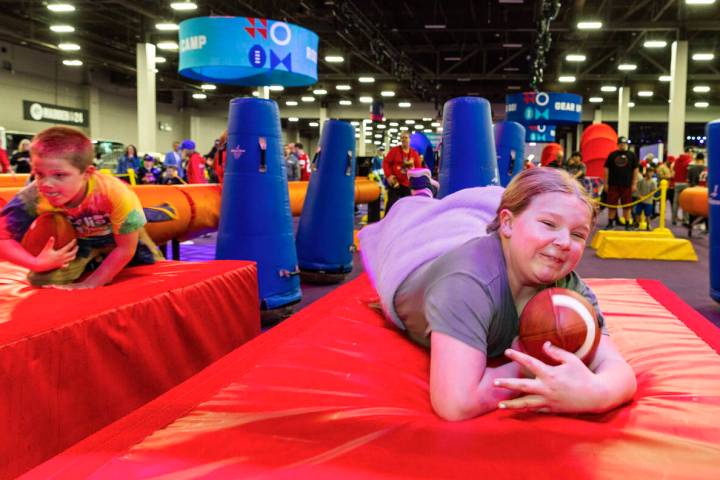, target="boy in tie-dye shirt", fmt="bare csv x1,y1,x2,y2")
0,127,161,288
